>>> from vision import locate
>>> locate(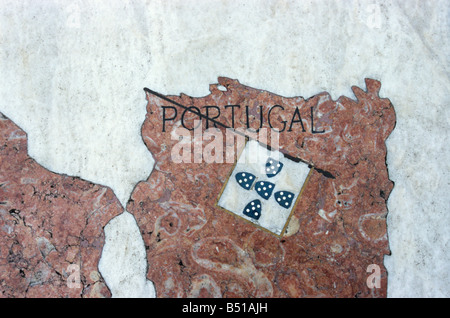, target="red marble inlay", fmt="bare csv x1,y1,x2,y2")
0,113,122,297
127,77,396,298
